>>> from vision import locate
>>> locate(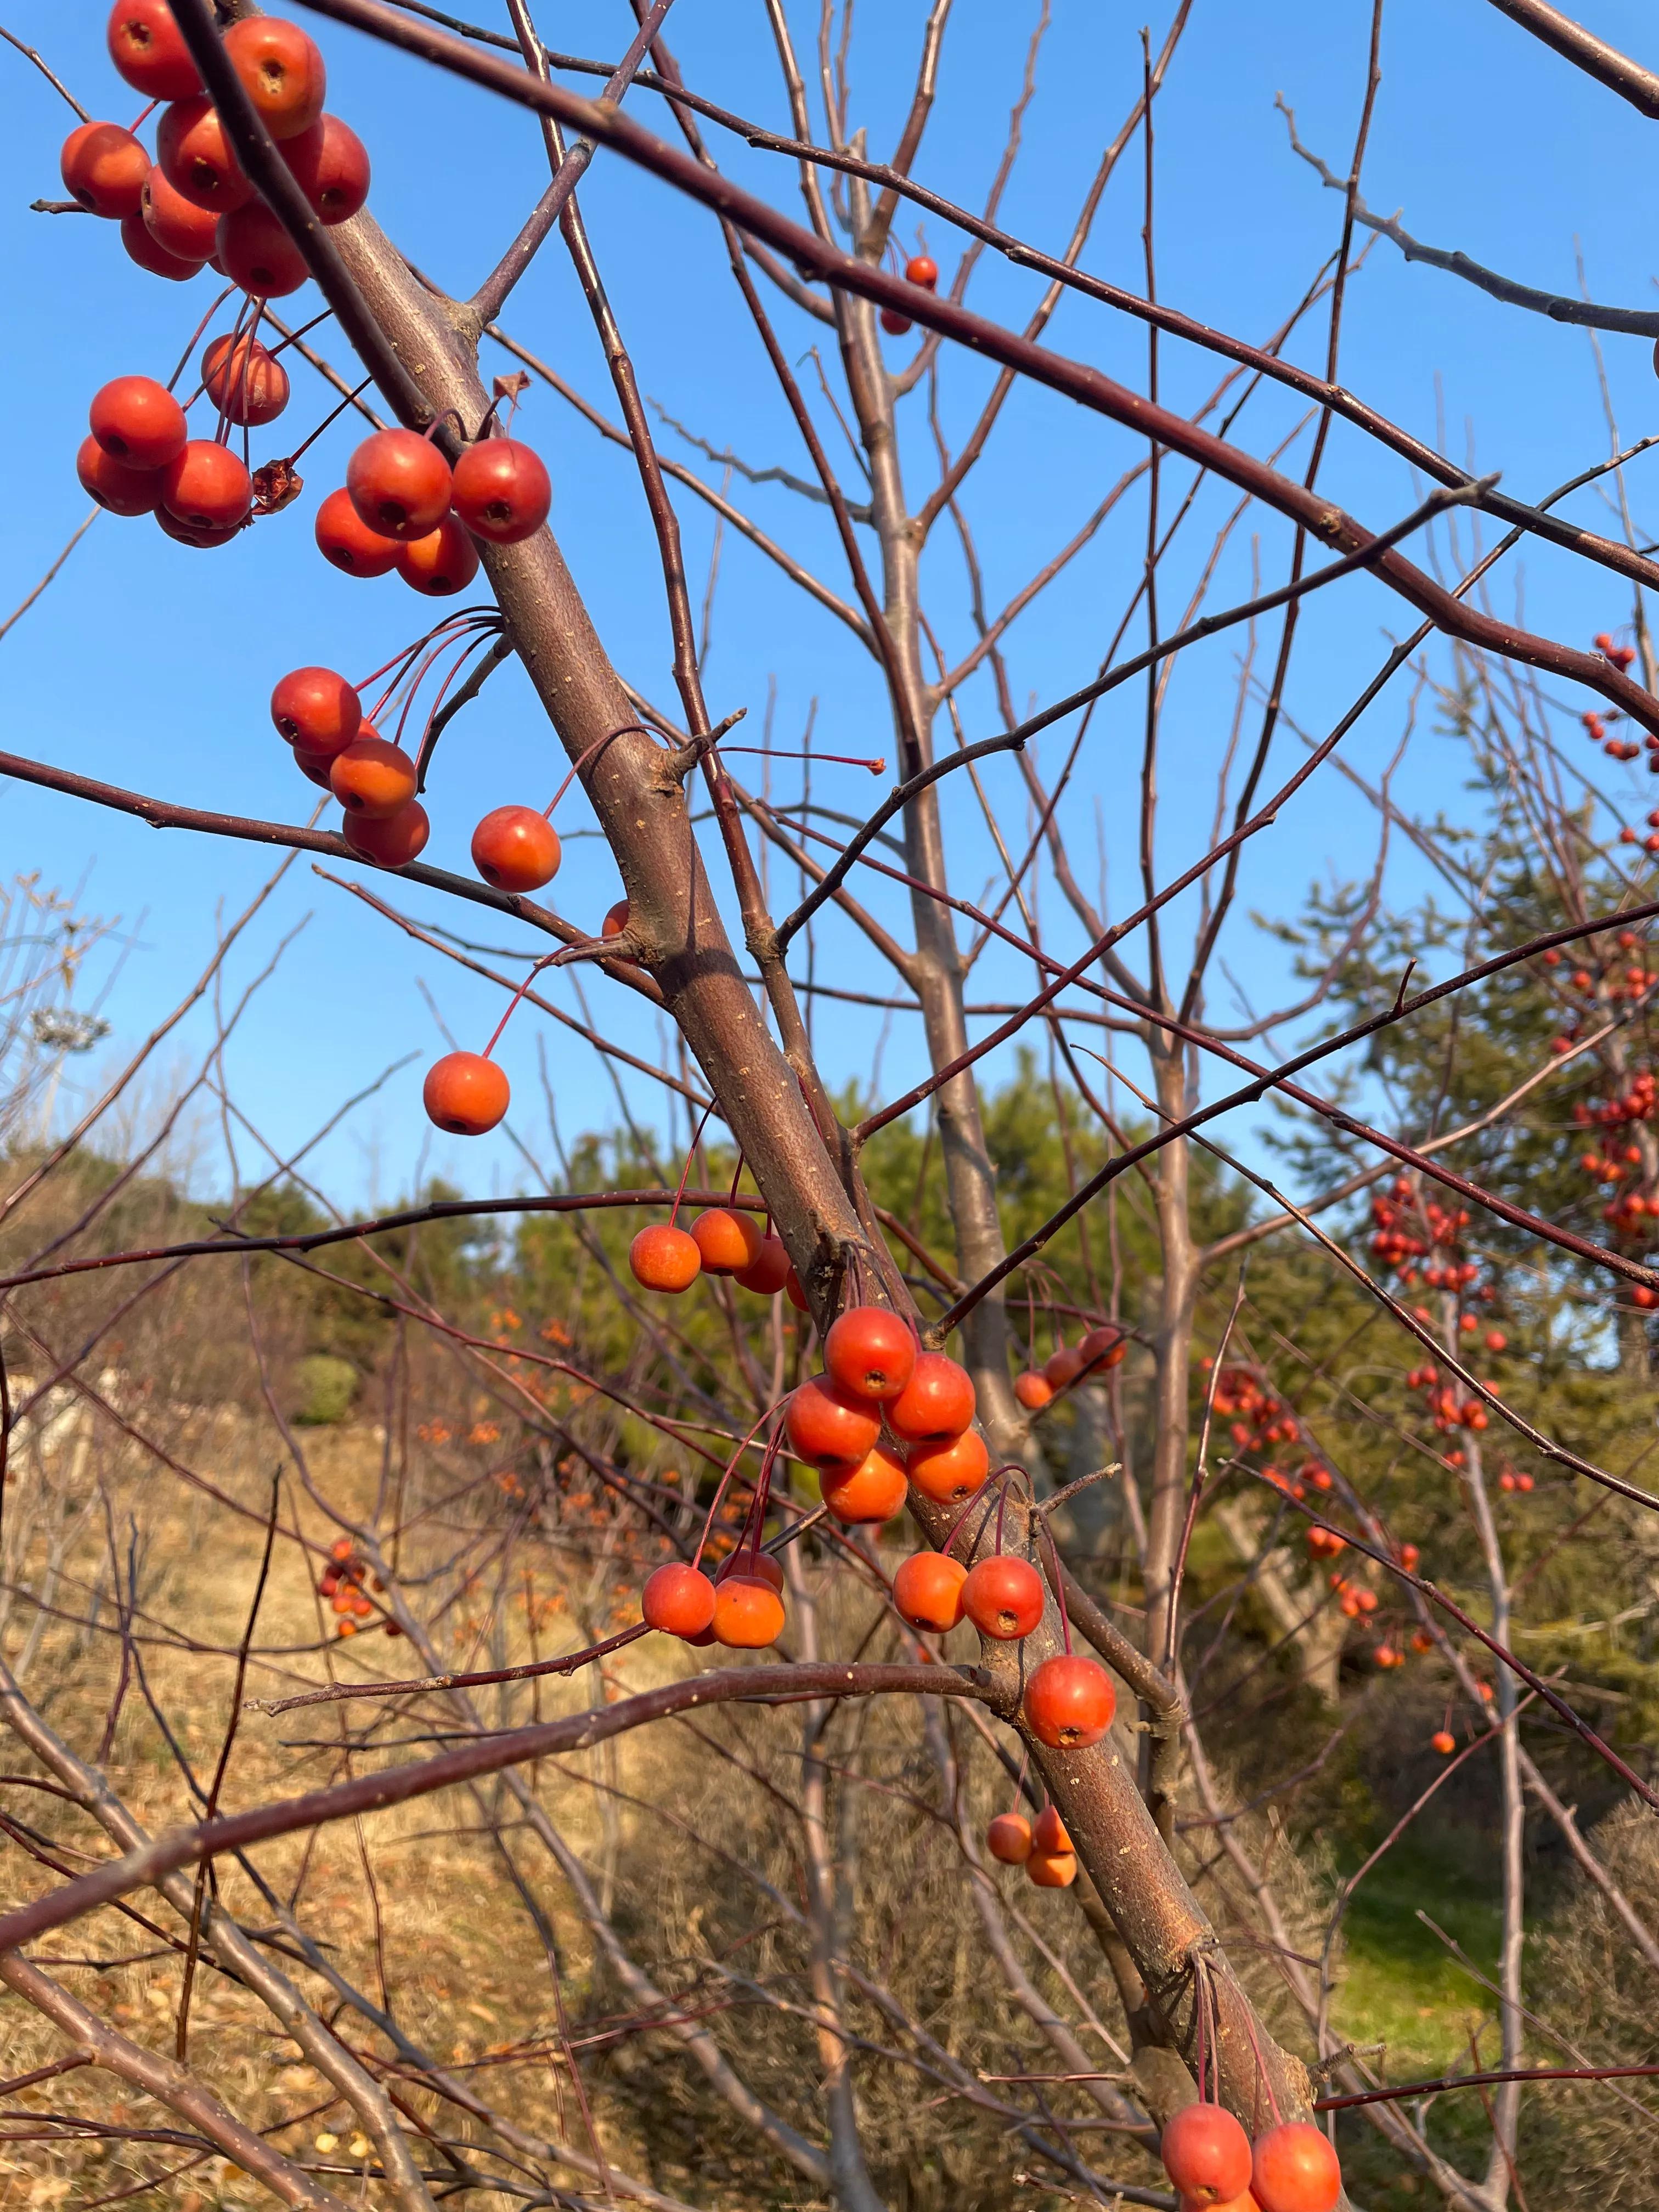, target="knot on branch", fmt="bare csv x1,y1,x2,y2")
669,704,749,782
549,932,650,974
